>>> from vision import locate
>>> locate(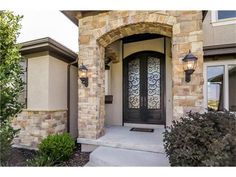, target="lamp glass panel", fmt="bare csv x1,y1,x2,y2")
183,60,196,71
79,69,87,78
